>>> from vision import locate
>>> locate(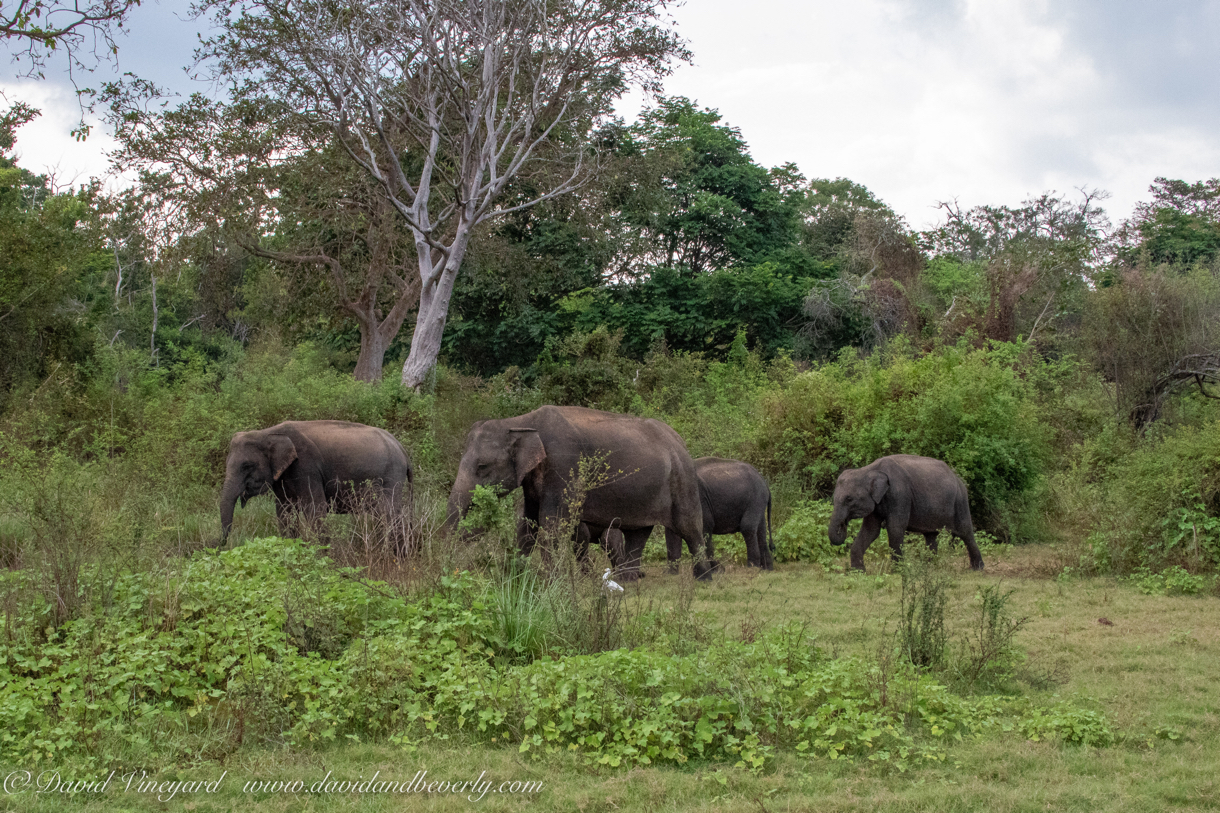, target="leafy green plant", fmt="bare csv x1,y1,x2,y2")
458,485,517,548
1018,704,1114,747
483,557,586,662
770,500,840,565
1161,494,1220,563
1125,566,1210,596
